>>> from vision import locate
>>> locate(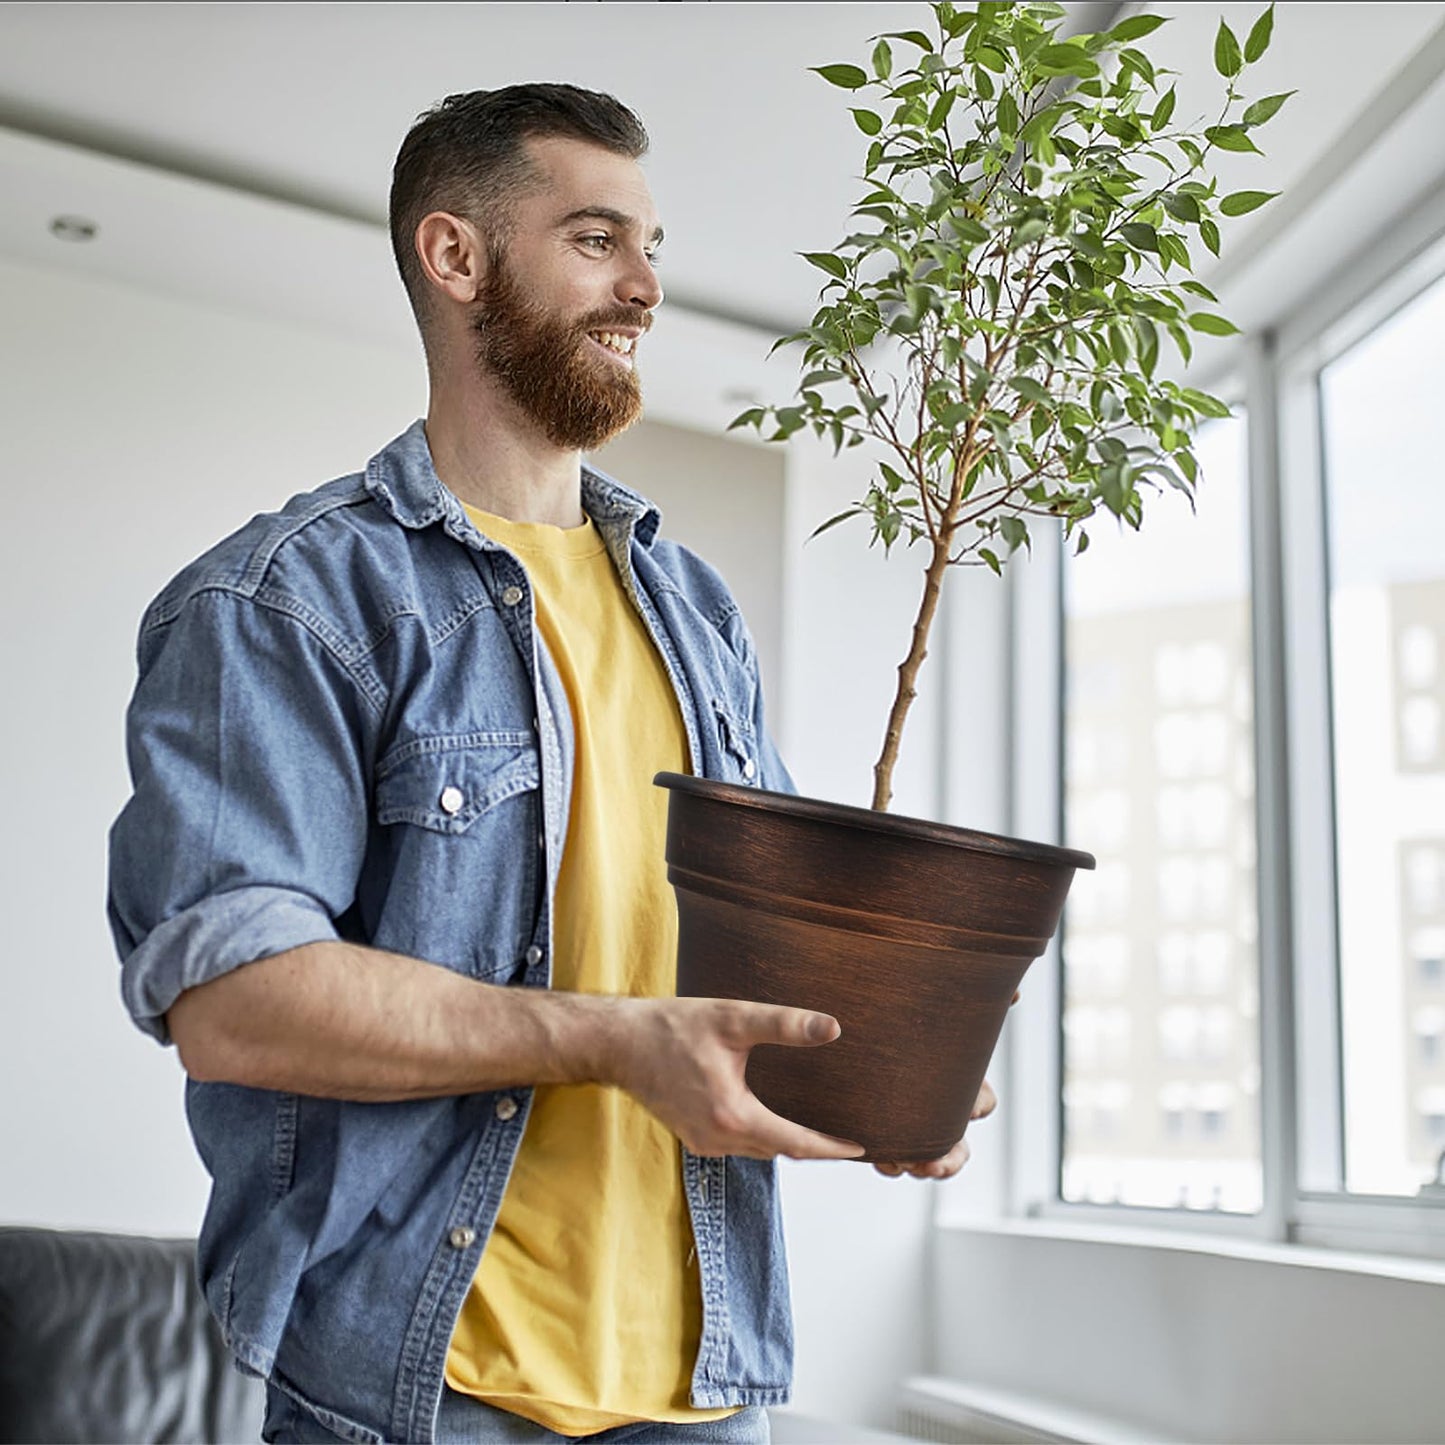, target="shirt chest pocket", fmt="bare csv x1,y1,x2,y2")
371,732,543,978
375,732,540,831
